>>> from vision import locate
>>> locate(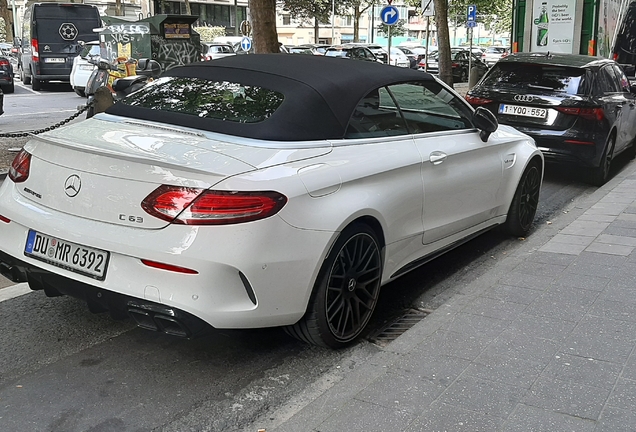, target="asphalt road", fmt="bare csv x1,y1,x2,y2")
0,79,625,431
